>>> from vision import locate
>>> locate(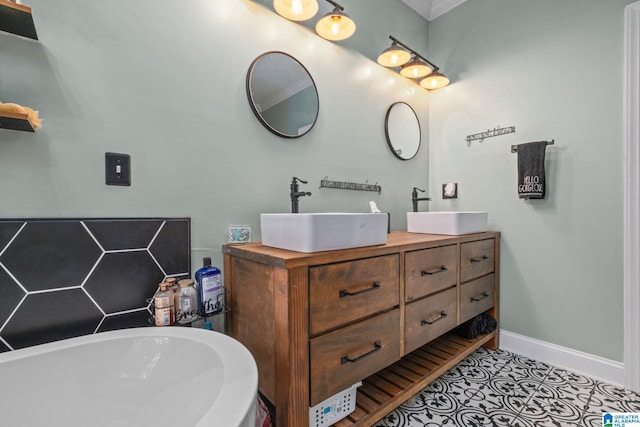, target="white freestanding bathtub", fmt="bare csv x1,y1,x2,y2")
0,327,258,427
